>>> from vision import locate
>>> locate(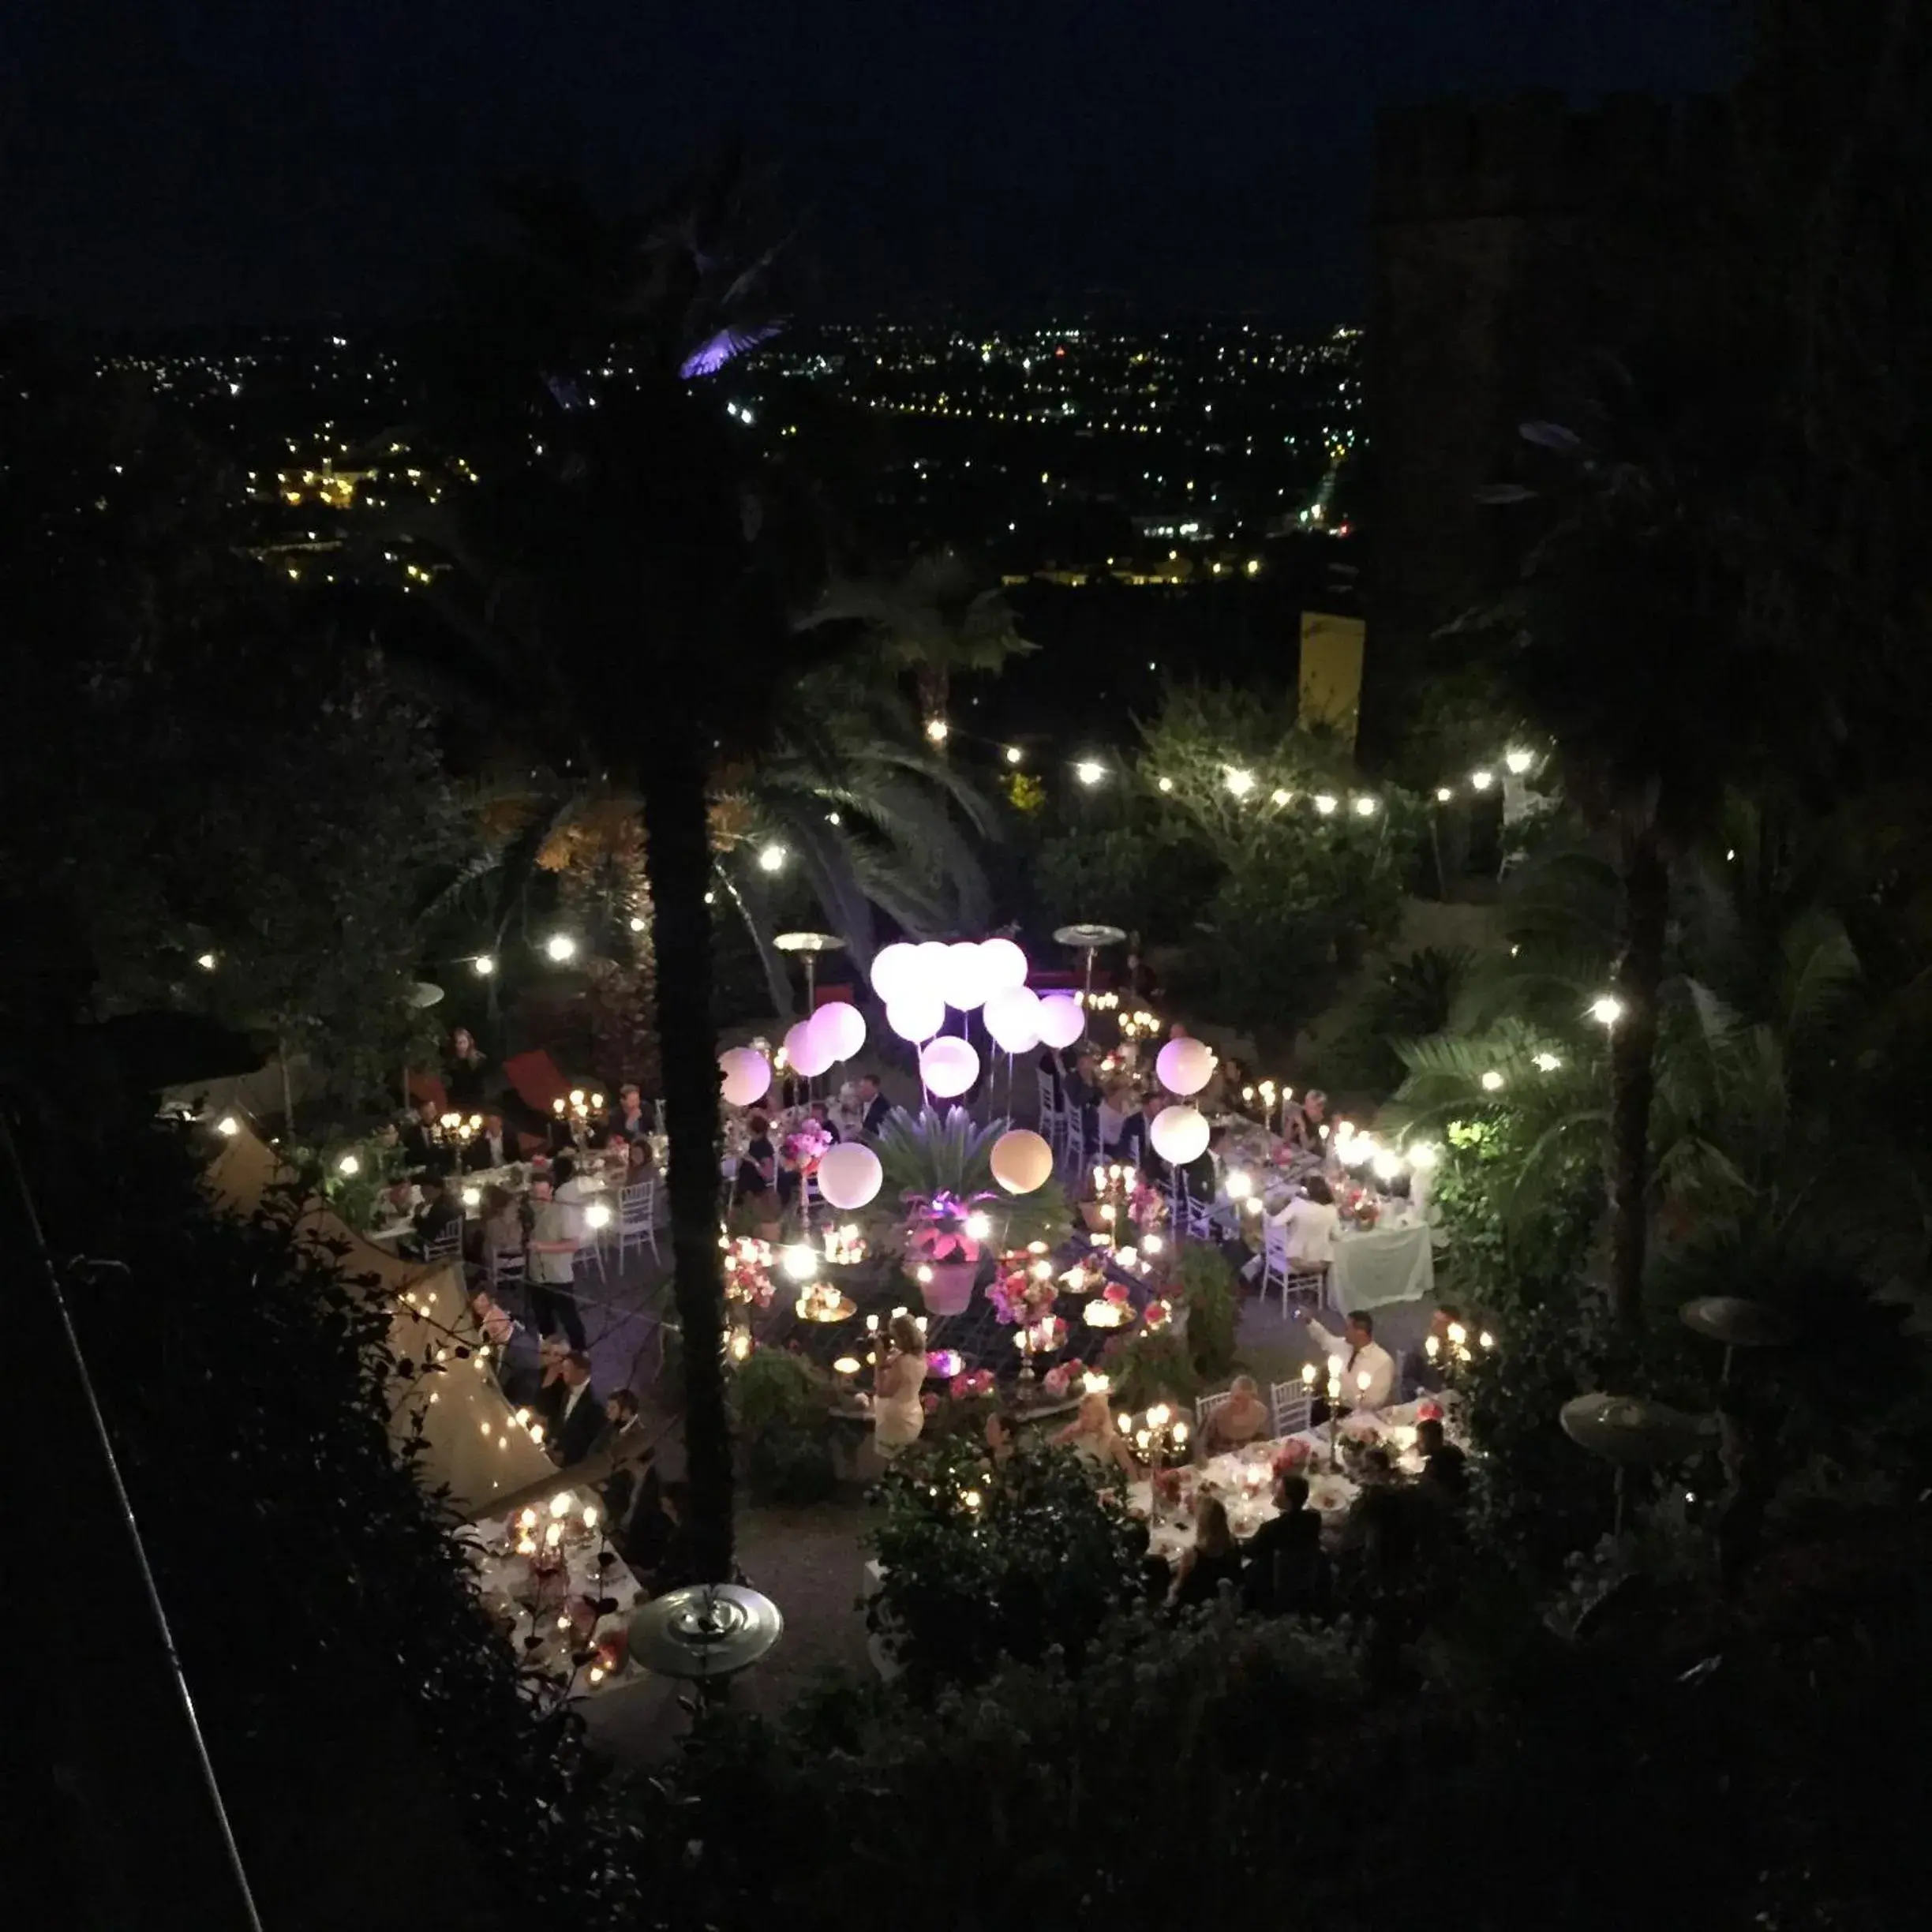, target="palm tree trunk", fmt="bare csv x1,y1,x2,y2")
642,748,735,1583
1606,826,1668,1331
